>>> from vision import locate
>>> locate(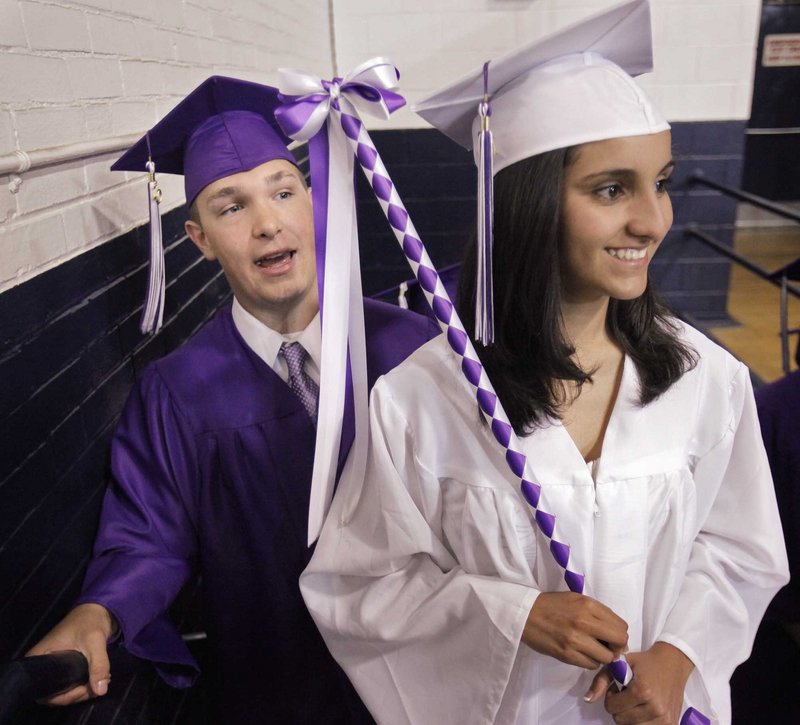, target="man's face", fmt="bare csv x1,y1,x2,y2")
186,159,318,333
